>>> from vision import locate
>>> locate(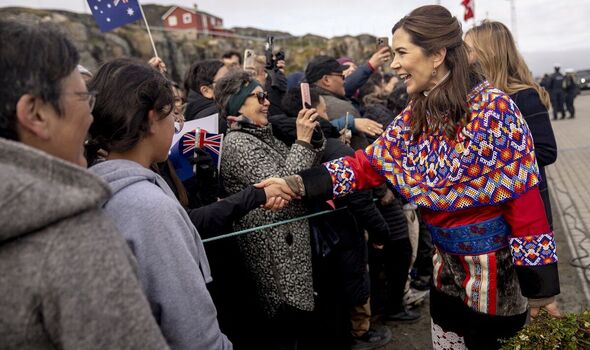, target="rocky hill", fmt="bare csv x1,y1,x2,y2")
0,5,381,83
